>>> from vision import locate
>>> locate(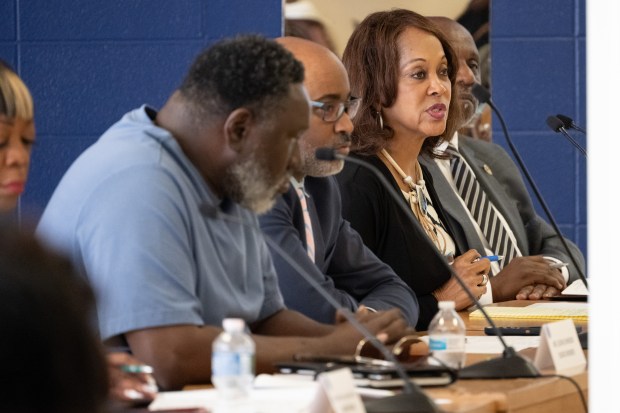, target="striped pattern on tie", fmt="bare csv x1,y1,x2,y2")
446,144,517,268
295,185,315,262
